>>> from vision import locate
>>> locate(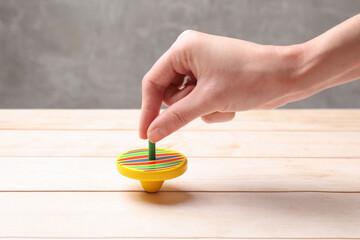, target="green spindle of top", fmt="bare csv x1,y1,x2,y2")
148,140,156,160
